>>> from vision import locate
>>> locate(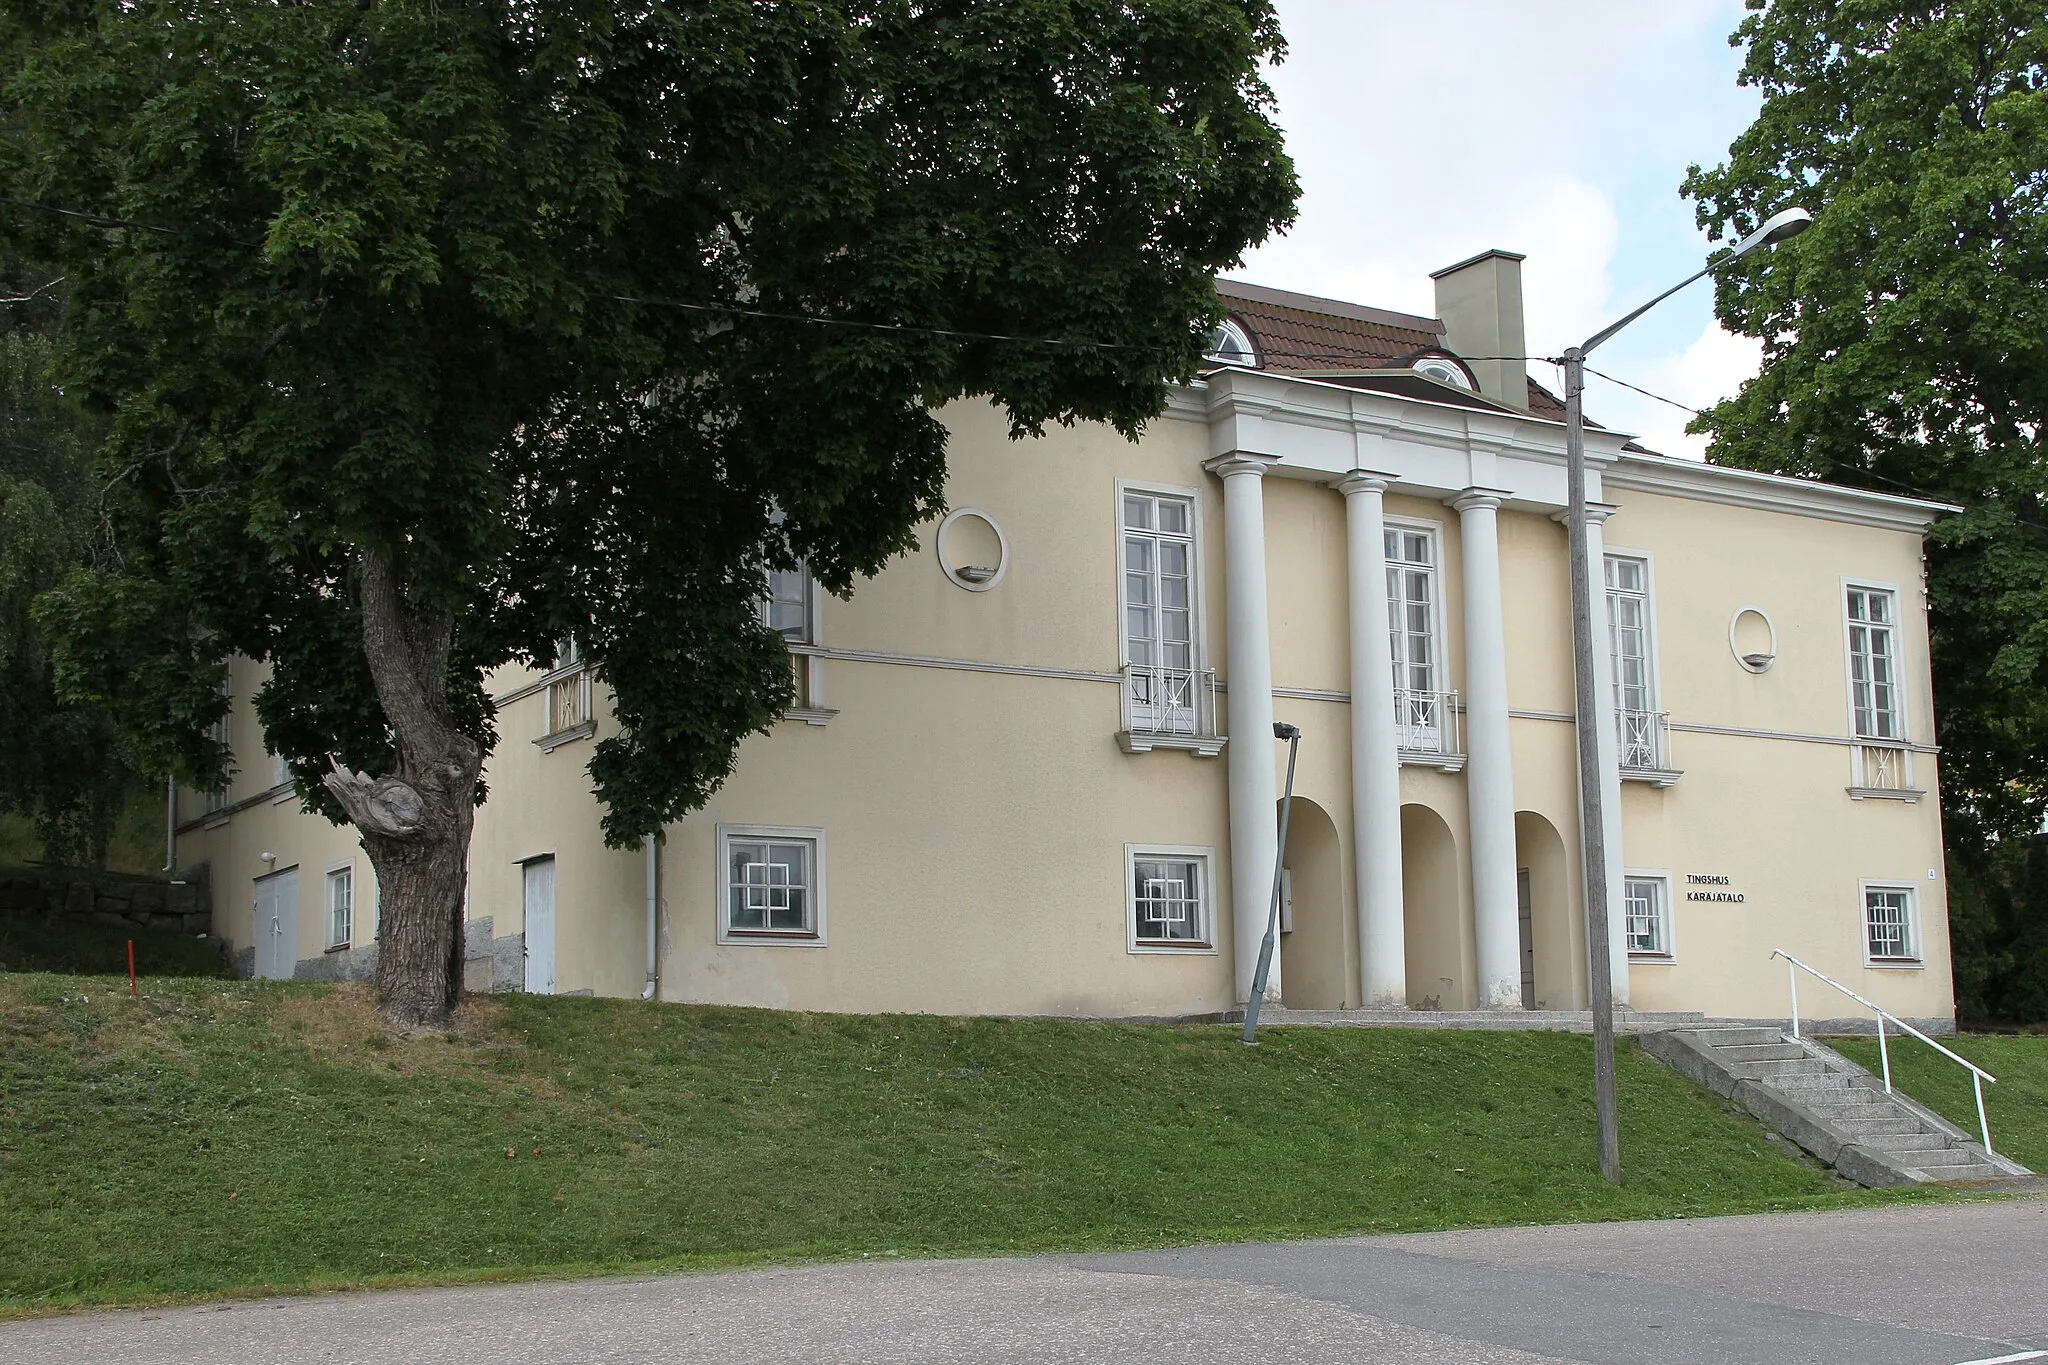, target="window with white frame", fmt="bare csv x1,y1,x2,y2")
1385,524,1443,748
1623,875,1672,958
1121,491,1199,734
1846,586,1903,741
1128,846,1213,950
719,827,823,941
760,567,814,644
1864,884,1918,963
326,866,353,948
1605,555,1659,768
